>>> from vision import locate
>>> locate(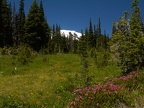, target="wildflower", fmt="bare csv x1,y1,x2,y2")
70,101,76,106
73,89,83,95
85,86,92,91
75,96,82,101
95,85,103,91
129,71,137,75
93,89,97,94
